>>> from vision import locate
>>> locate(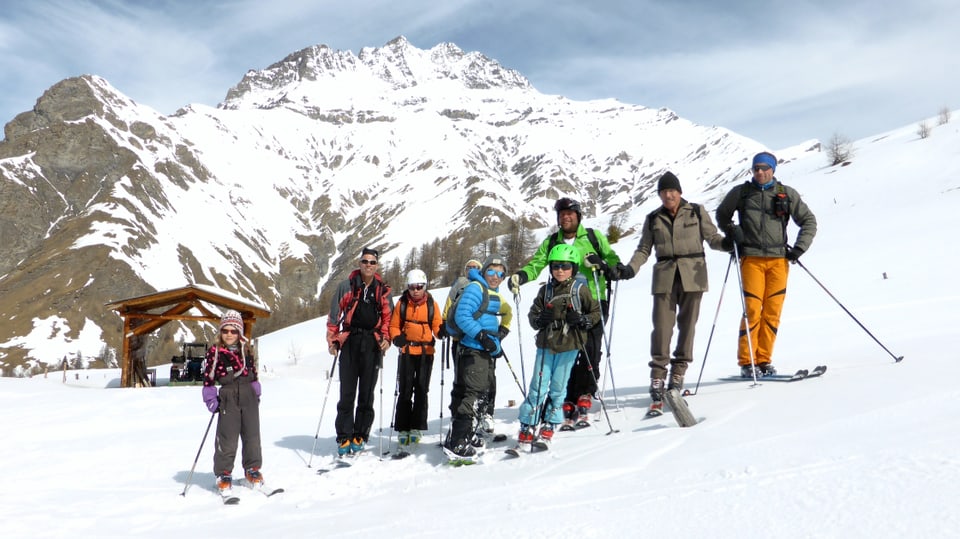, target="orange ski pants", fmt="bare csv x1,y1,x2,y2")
738,256,789,365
